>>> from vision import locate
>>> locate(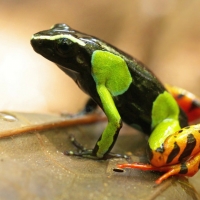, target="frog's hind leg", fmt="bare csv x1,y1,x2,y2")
155,152,200,184
115,151,200,184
